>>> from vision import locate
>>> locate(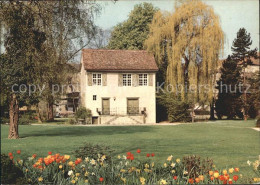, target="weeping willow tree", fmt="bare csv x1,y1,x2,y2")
145,0,224,108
